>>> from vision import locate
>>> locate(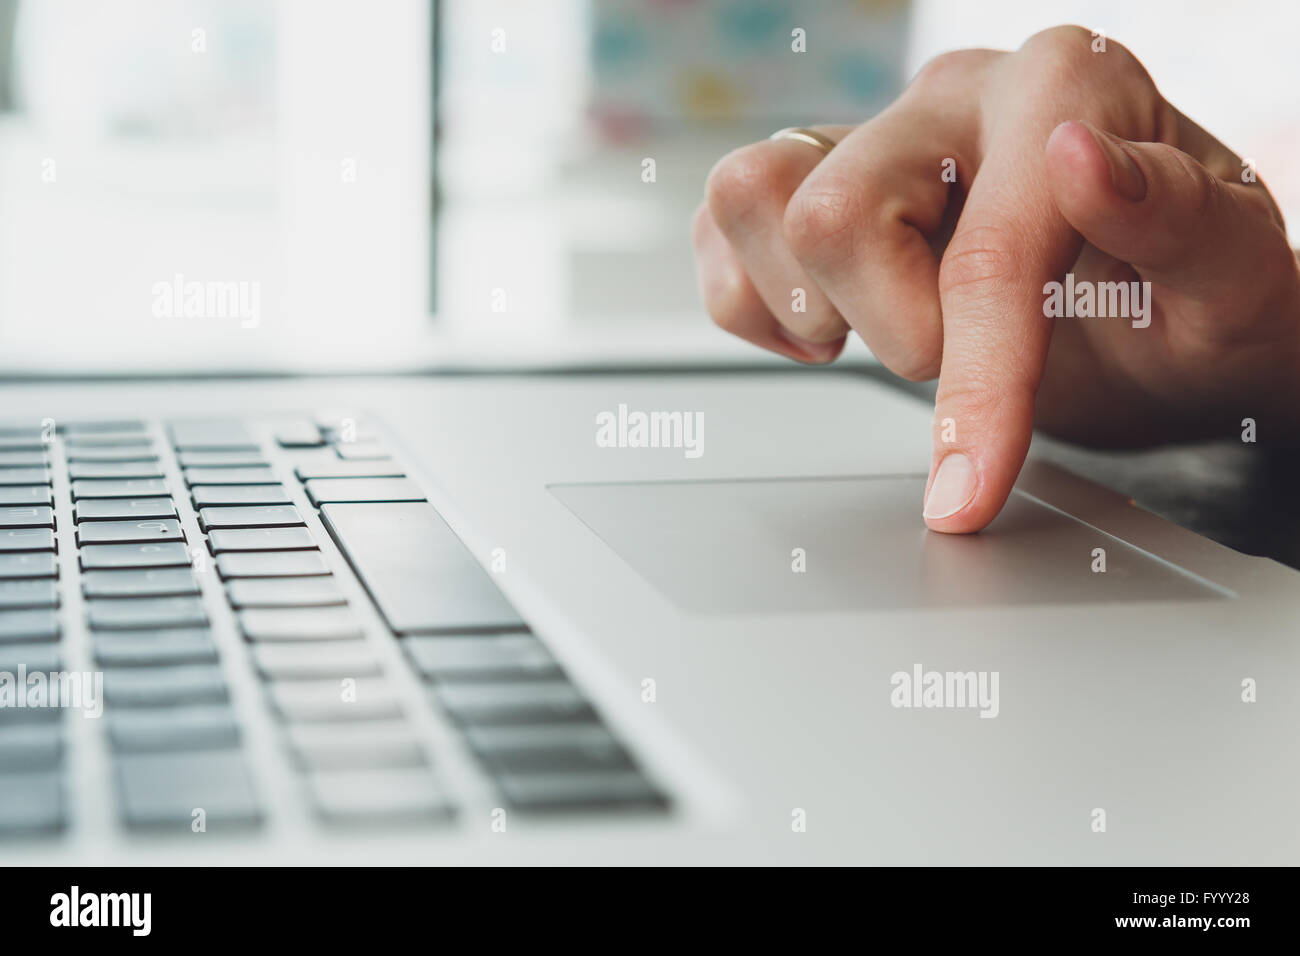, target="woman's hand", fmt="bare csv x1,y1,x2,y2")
692,25,1300,532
